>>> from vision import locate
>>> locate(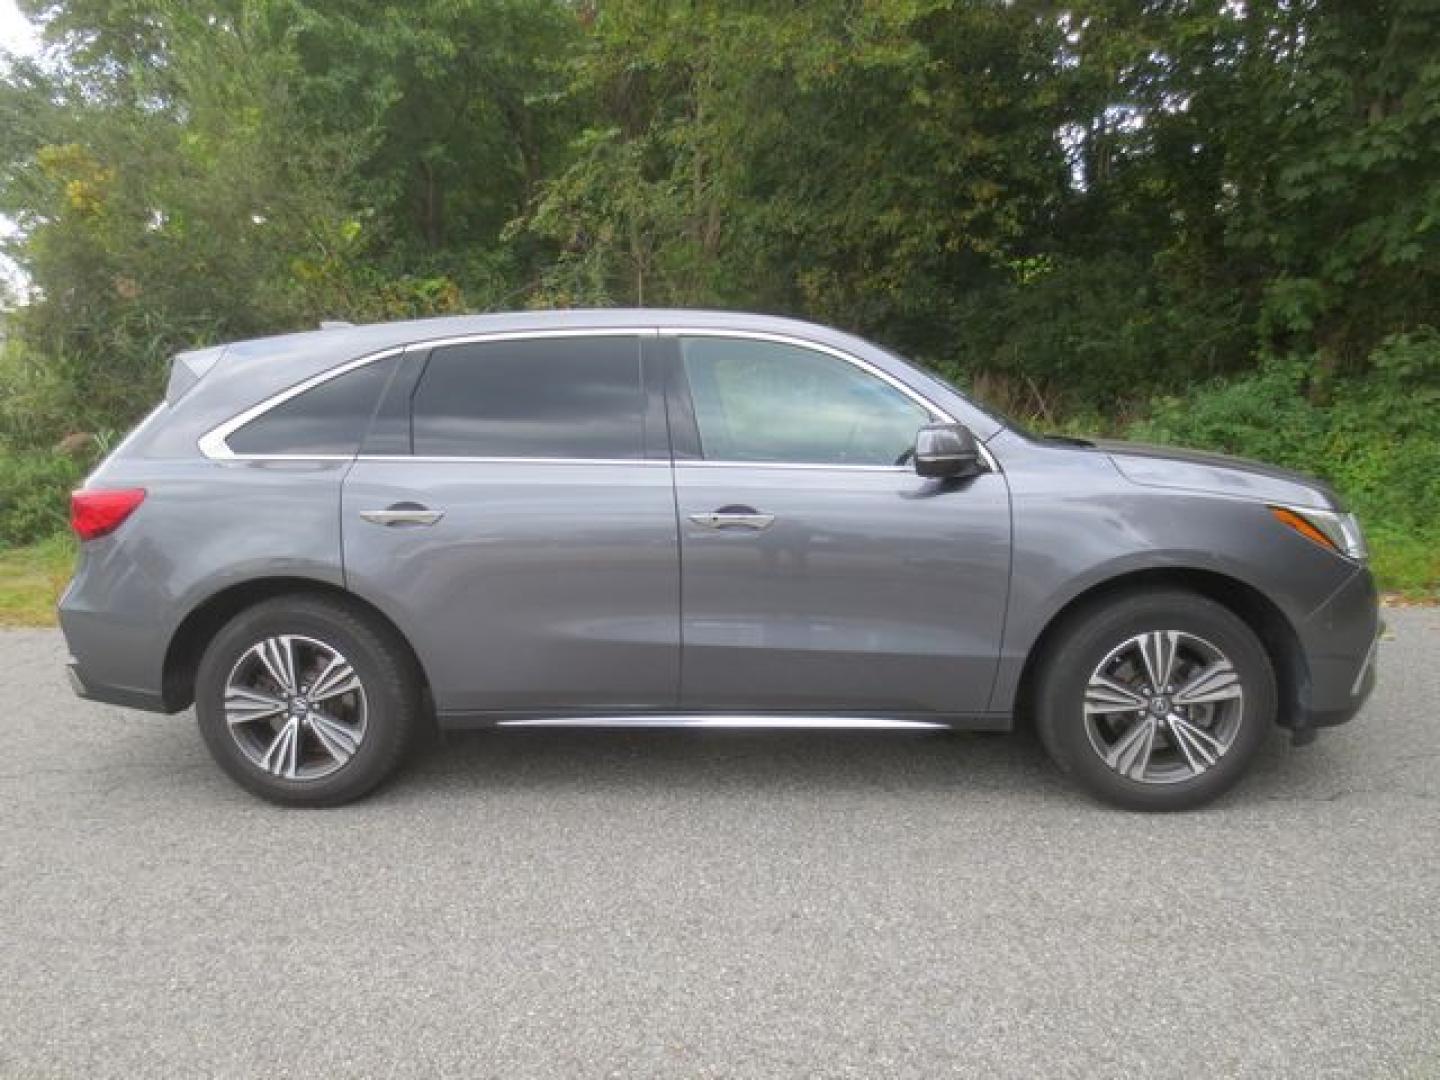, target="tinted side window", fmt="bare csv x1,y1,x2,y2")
228,354,398,456
680,337,930,466
411,336,644,459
